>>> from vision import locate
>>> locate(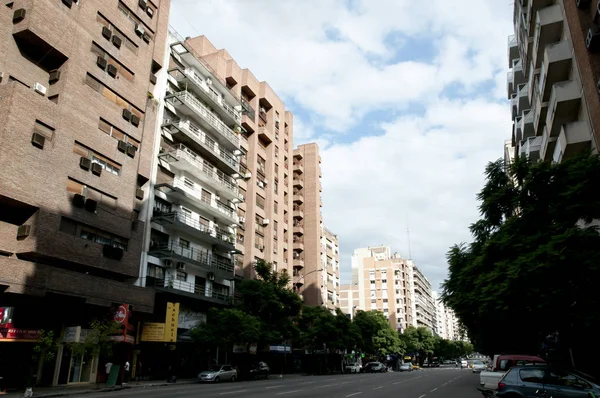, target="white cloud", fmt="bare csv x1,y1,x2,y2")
169,0,514,289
